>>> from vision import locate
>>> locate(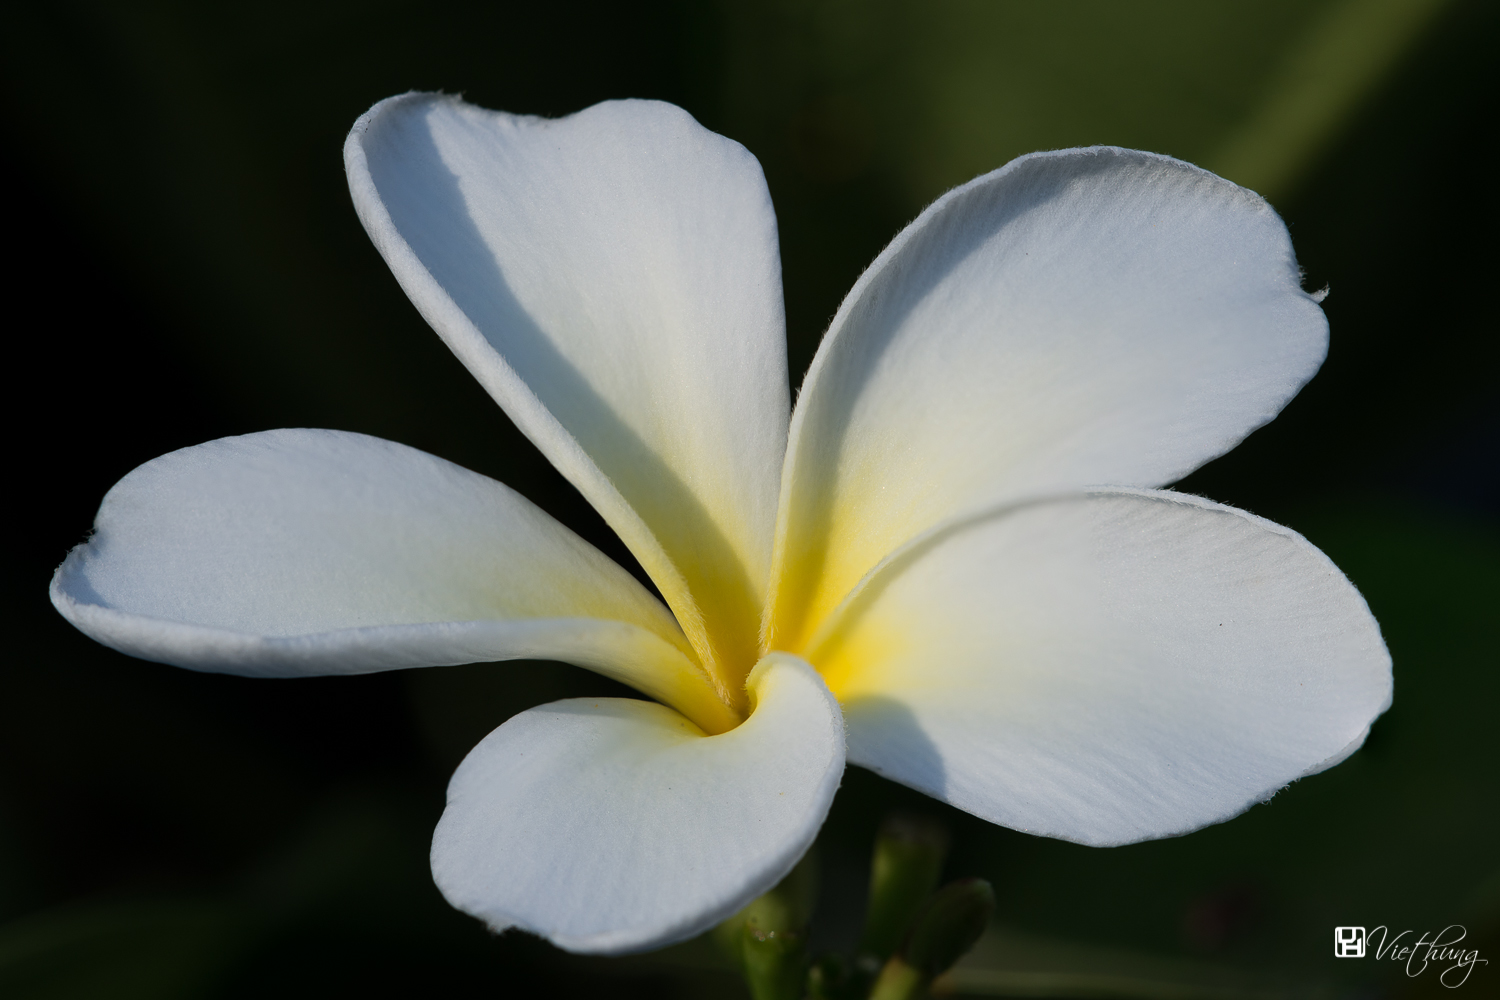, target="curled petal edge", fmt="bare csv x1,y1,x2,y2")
431,652,845,954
